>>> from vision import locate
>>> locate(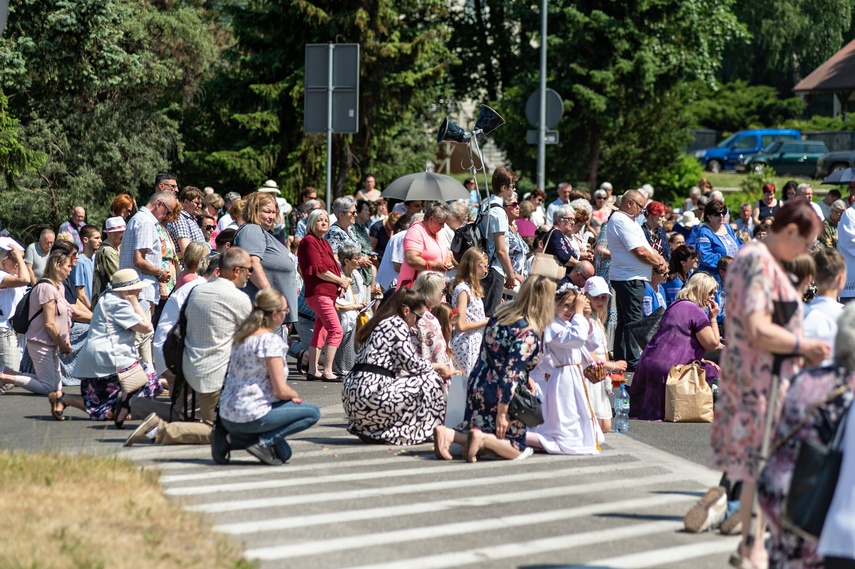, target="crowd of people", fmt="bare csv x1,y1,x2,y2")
1,168,854,568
